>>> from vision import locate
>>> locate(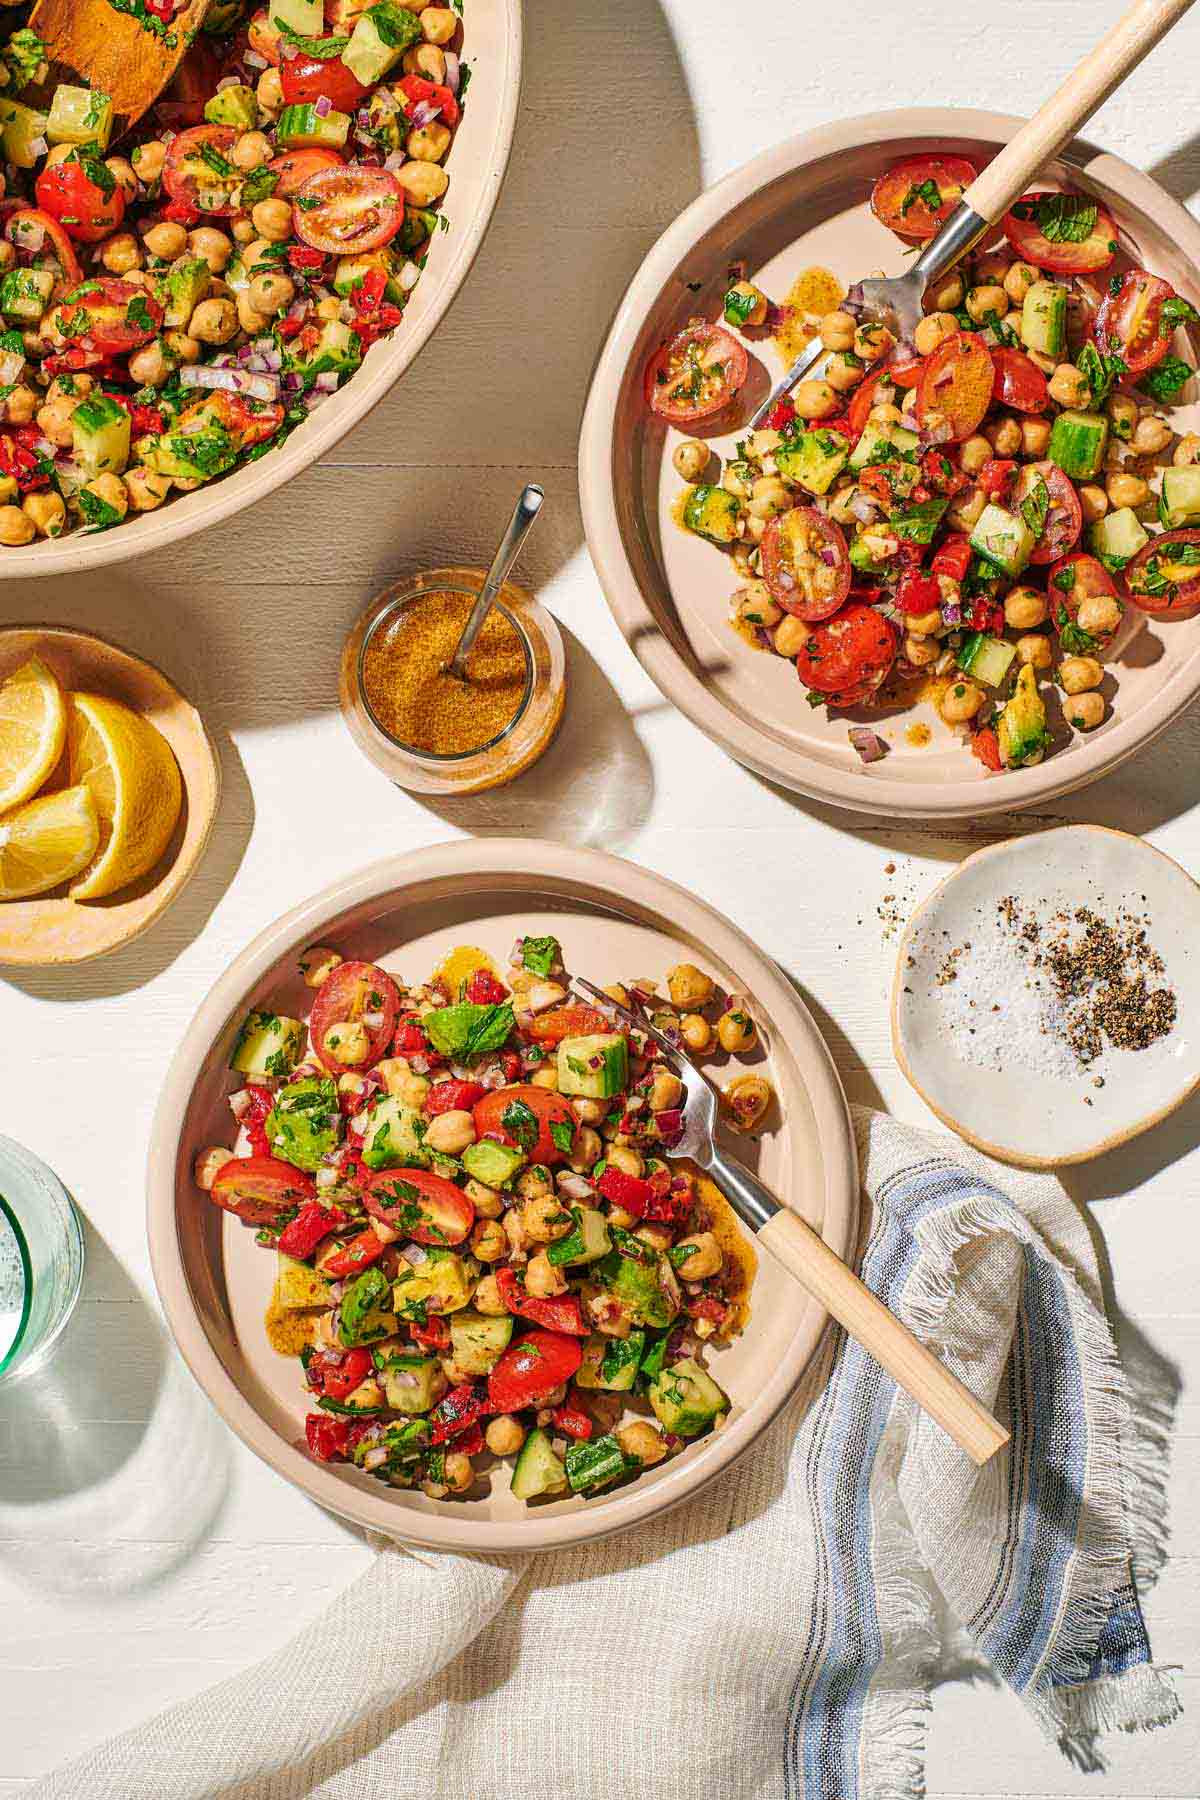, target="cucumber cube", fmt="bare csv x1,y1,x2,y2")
511,1427,567,1500
848,420,920,471
1159,466,1200,528
648,1357,729,1437
71,392,131,478
343,5,422,88
229,1009,306,1078
379,1352,443,1412
46,85,114,151
1048,409,1108,481
0,99,48,168
1088,506,1150,568
956,632,1016,688
546,1205,612,1267
448,1311,514,1375
269,0,324,31
276,102,351,150
557,1032,628,1099
274,1252,333,1311
0,266,53,323
1020,280,1067,358
360,1095,429,1170
969,502,1036,579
